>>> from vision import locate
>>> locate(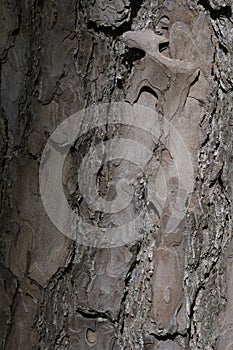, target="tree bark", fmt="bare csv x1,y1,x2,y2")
0,0,232,349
